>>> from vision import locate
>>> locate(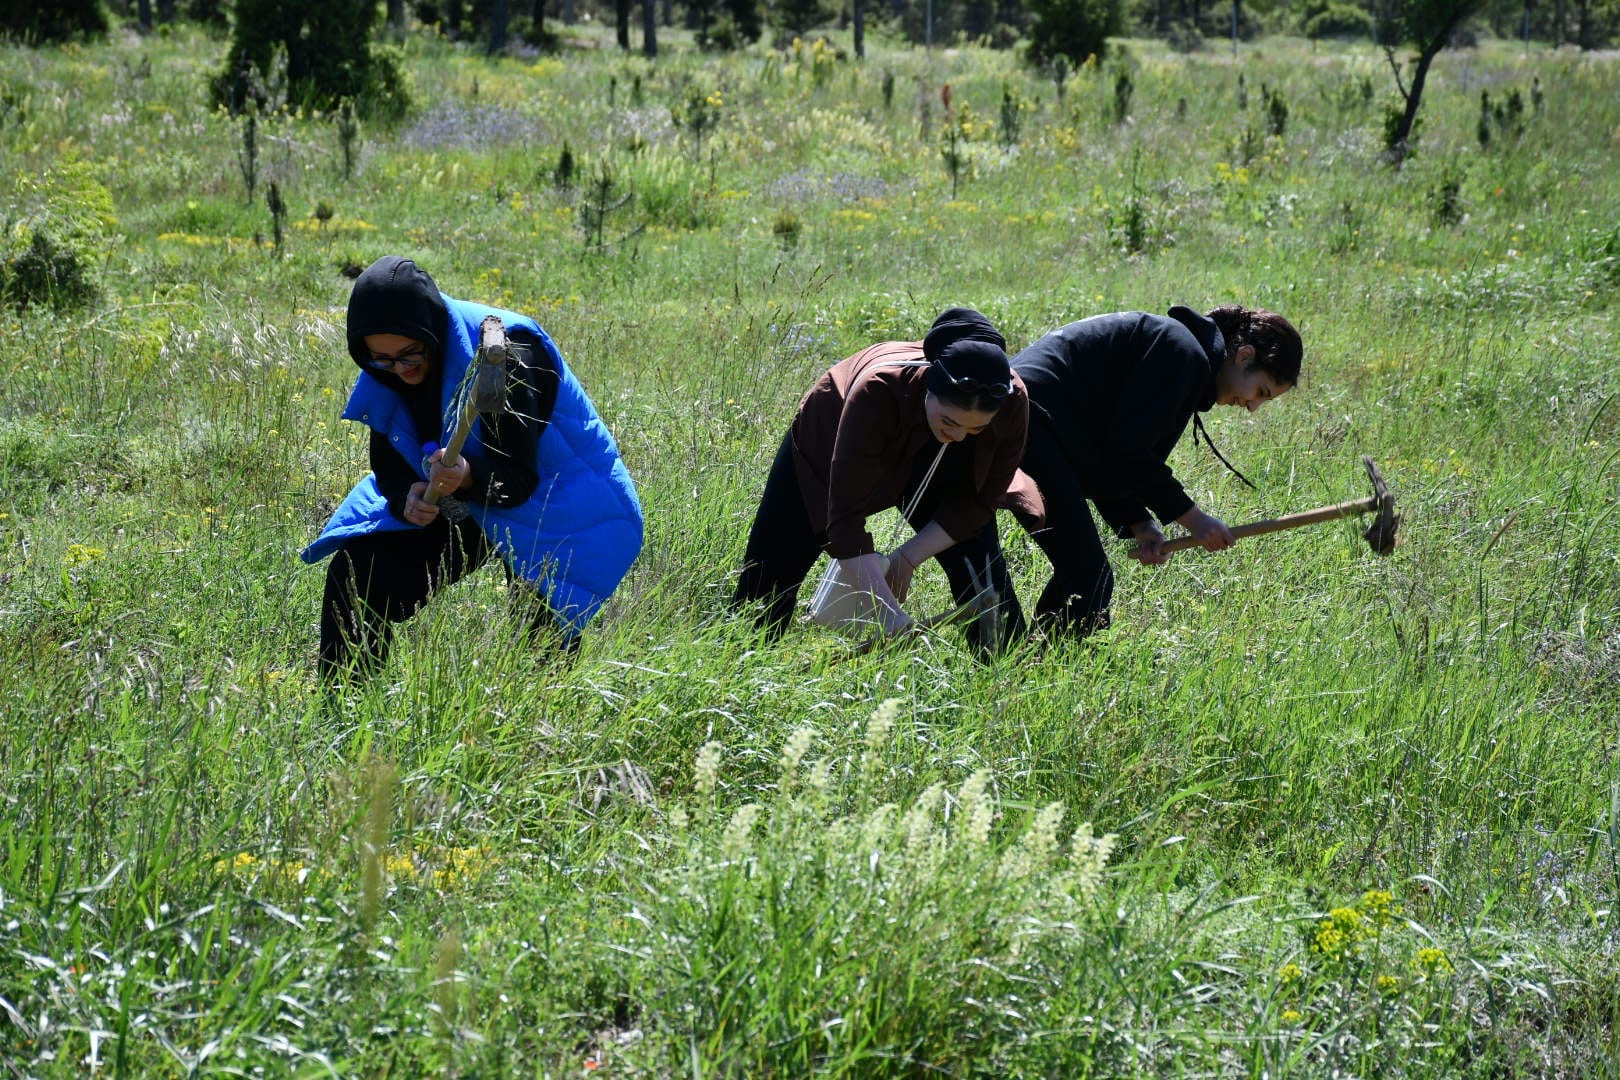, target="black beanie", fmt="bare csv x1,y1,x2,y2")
922,307,1011,399
346,256,449,372
923,306,1006,359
